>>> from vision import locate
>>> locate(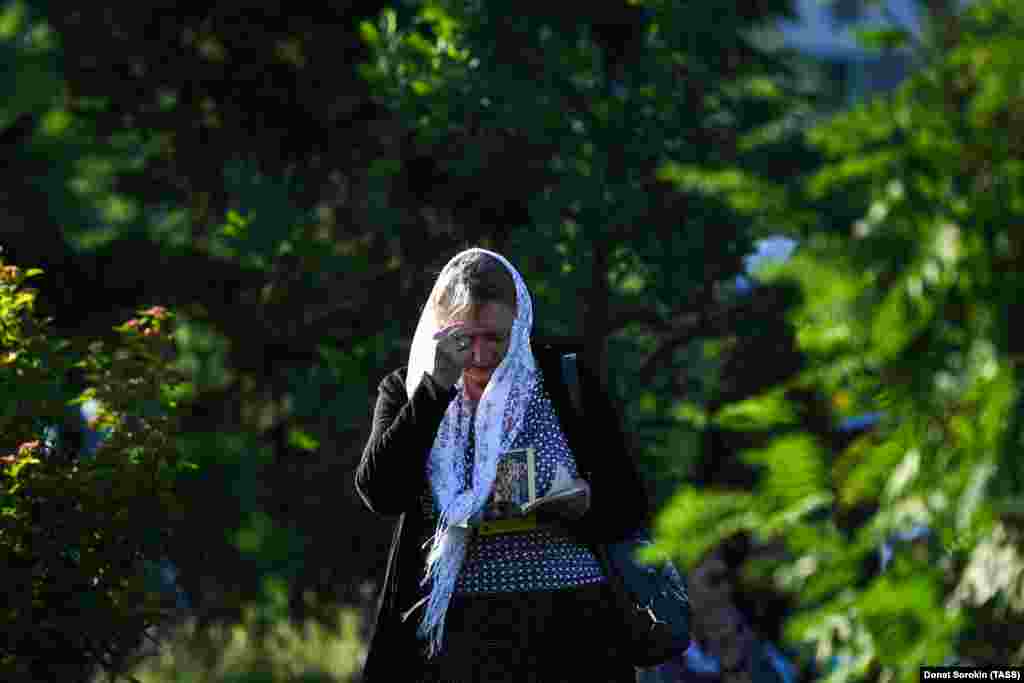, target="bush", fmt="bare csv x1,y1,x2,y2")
106,577,365,683
0,258,194,681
